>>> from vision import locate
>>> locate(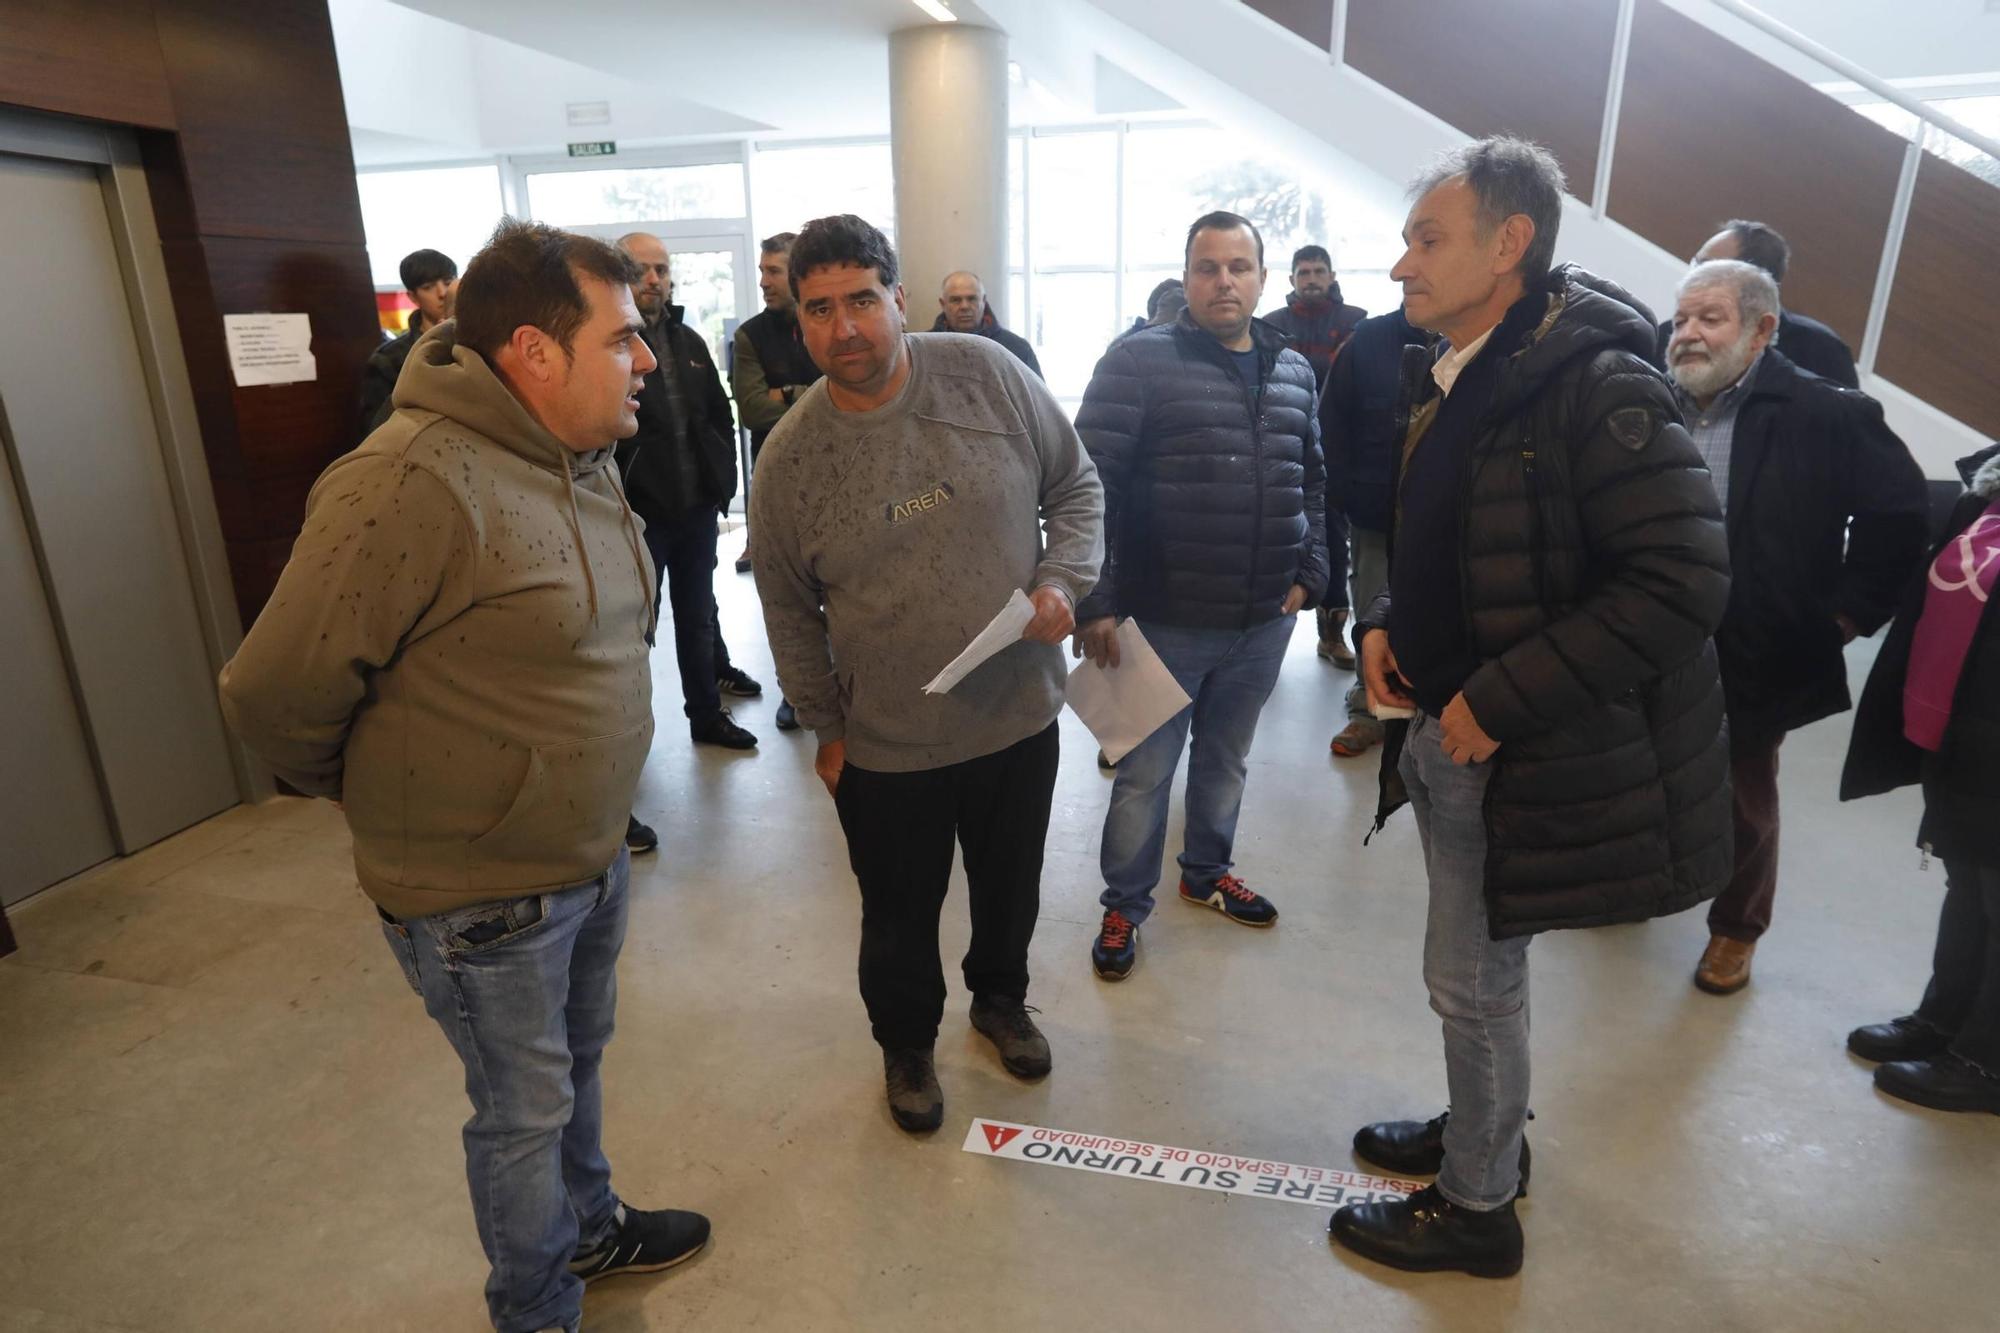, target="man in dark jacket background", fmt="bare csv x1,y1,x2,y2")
1666,259,1928,995
355,247,457,440
1653,219,1859,389
729,231,822,612
1320,306,1425,743
1334,138,1732,1278
1261,243,1366,391
1073,210,1328,982
617,233,758,758
933,270,1042,379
